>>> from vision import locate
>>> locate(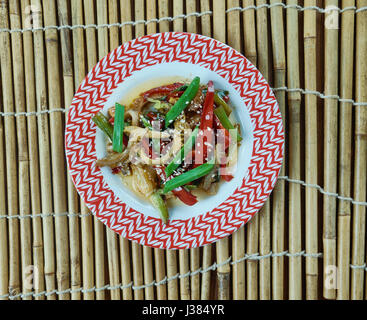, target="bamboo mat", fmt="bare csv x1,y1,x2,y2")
0,0,366,301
